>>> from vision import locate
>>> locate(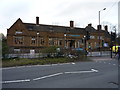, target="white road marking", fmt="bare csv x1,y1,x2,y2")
64,63,71,65
71,62,75,65
113,64,116,66
51,64,58,66
65,69,98,74
2,68,99,84
104,62,106,64
91,69,98,72
33,73,63,81
2,79,30,84
109,63,111,64
59,64,64,65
